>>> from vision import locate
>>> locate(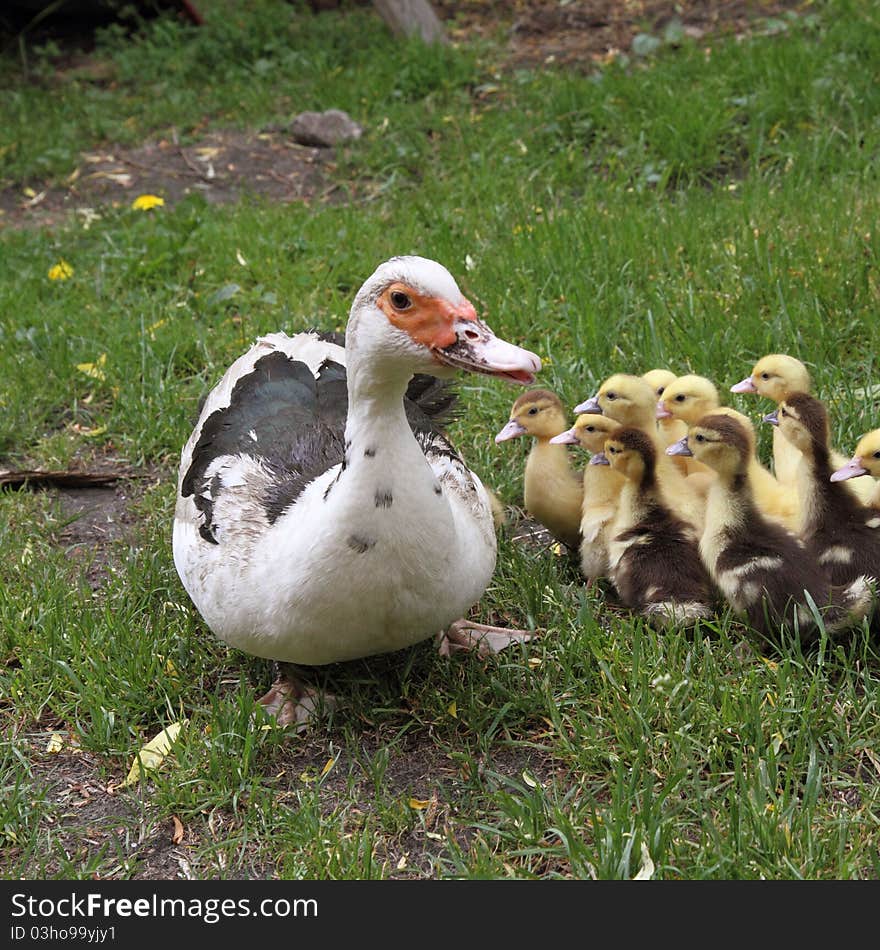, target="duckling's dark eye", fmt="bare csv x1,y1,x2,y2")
695,434,705,443
873,451,880,459
608,445,618,454
675,394,686,402
527,406,539,416
586,426,595,432
606,392,617,401
656,387,665,397
761,372,769,380
780,408,788,417
390,290,413,310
